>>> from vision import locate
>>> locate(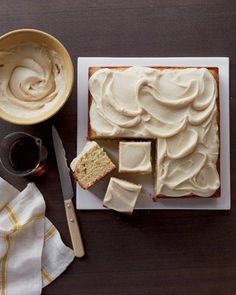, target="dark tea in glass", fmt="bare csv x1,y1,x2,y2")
0,132,48,177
